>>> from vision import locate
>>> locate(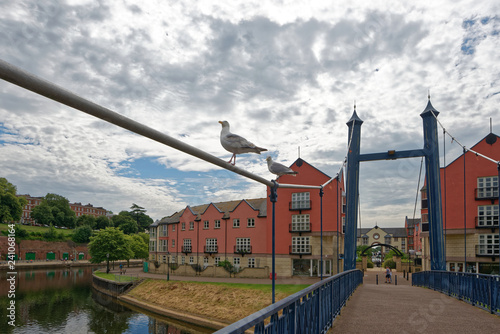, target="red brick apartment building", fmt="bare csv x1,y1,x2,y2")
17,194,107,225
420,132,500,274
149,158,346,278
